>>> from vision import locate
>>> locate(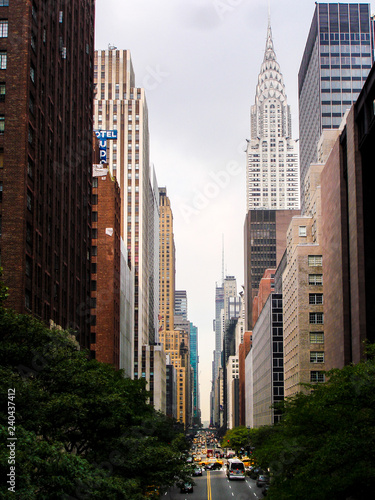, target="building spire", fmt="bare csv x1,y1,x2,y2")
264,11,276,63
268,0,271,27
